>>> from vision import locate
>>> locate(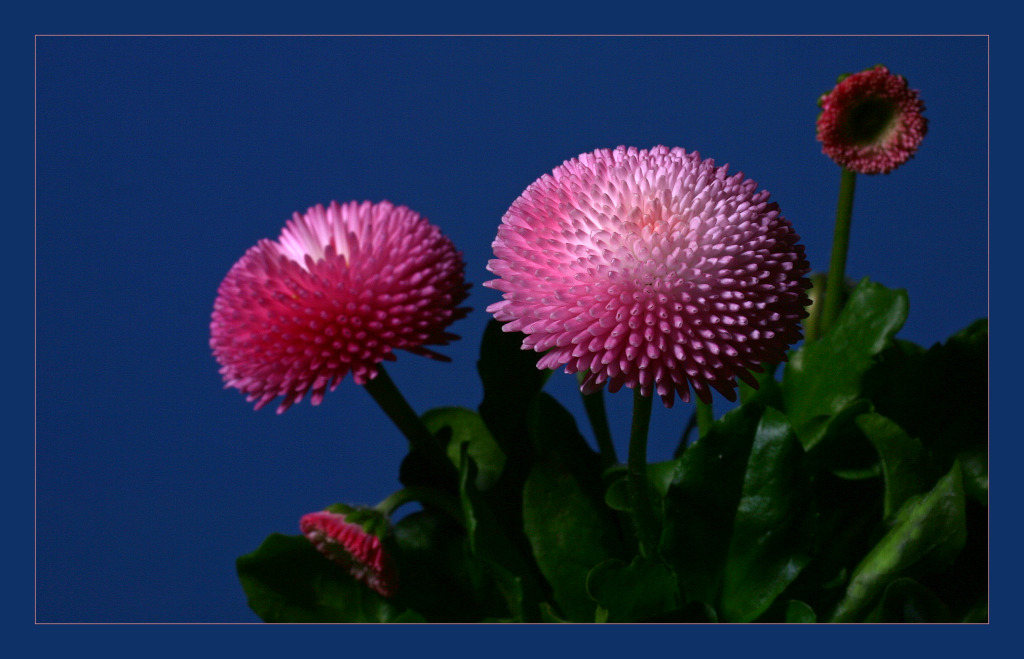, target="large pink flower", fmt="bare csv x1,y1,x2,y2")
300,508,398,597
816,65,928,175
485,146,810,407
211,201,469,413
